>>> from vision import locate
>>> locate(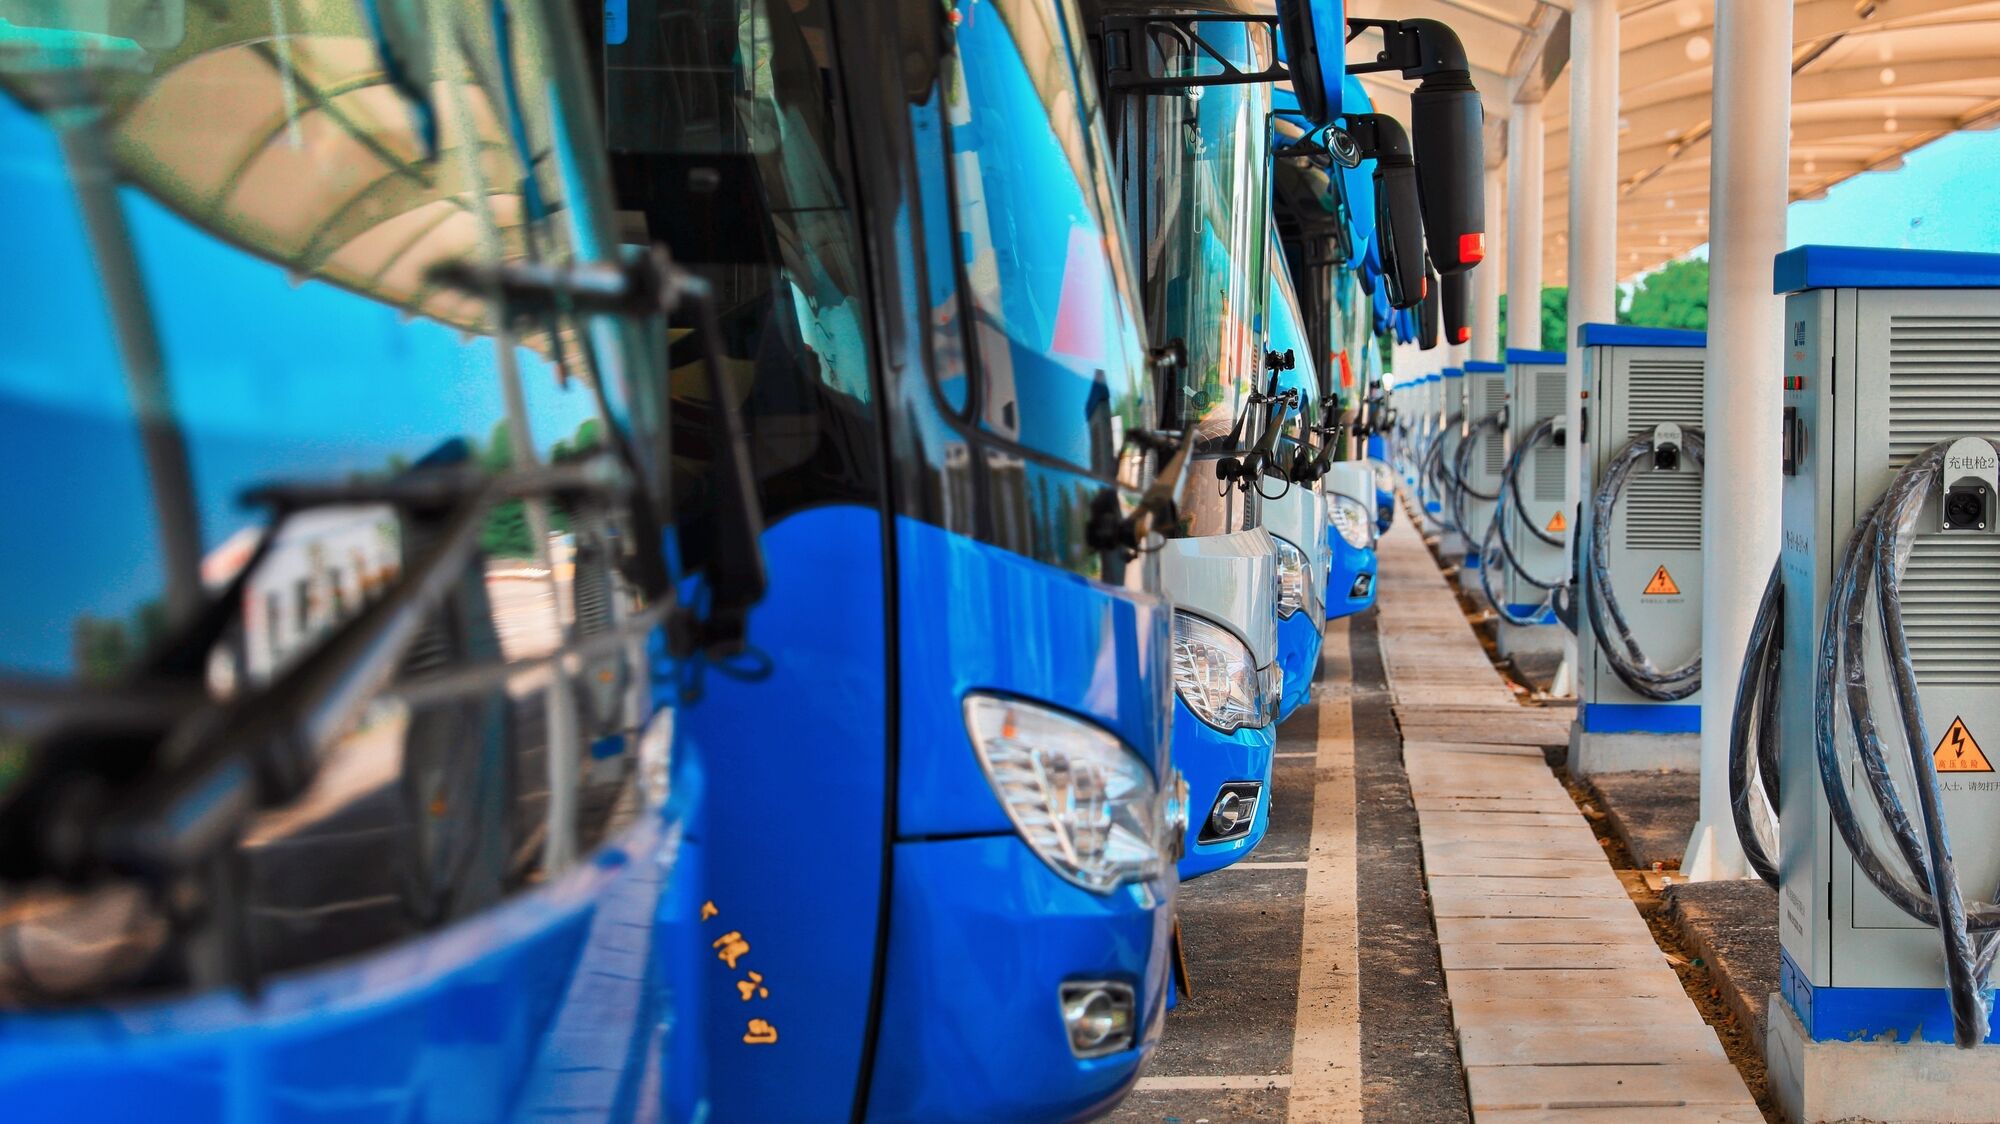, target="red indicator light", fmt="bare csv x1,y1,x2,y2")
1453,327,1470,344
1459,232,1486,265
